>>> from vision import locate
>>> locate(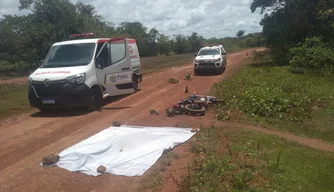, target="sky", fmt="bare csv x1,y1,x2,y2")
0,0,264,38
